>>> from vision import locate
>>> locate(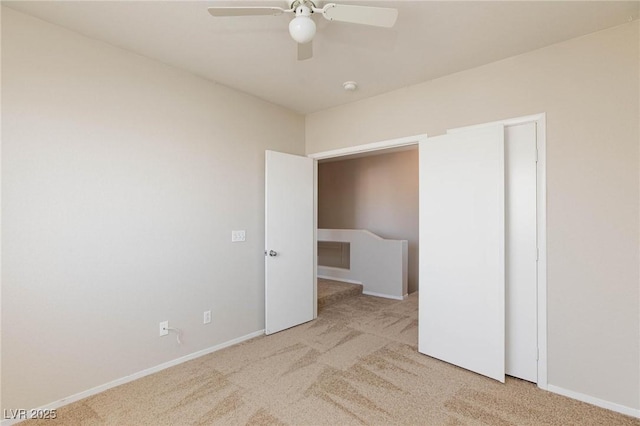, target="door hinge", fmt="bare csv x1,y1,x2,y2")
535,148,539,163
